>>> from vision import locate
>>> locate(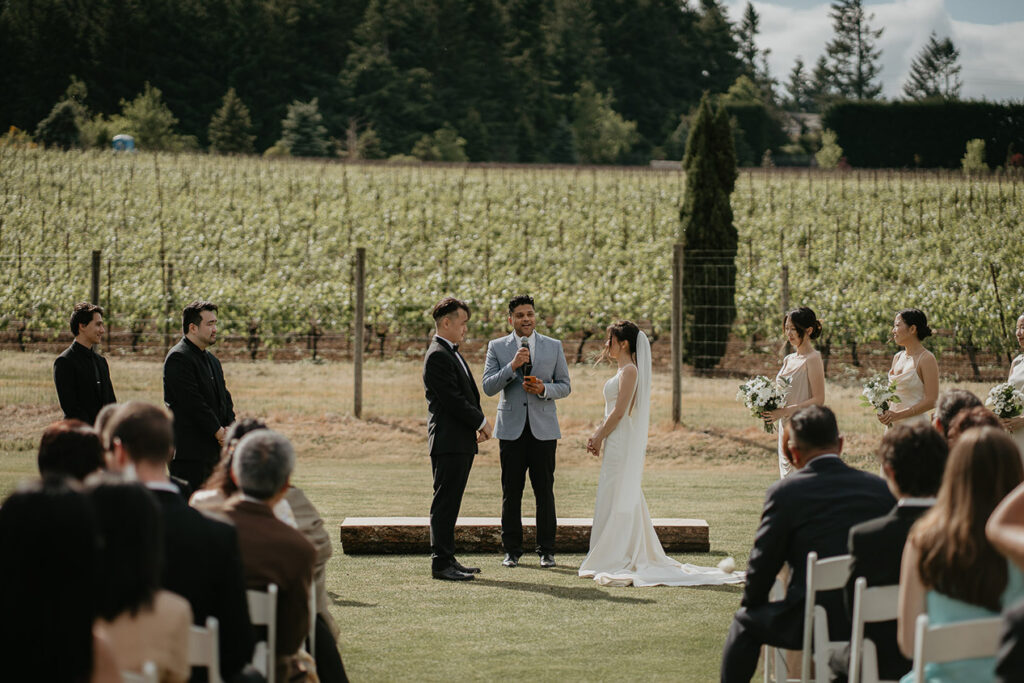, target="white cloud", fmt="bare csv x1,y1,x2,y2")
724,0,1024,101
